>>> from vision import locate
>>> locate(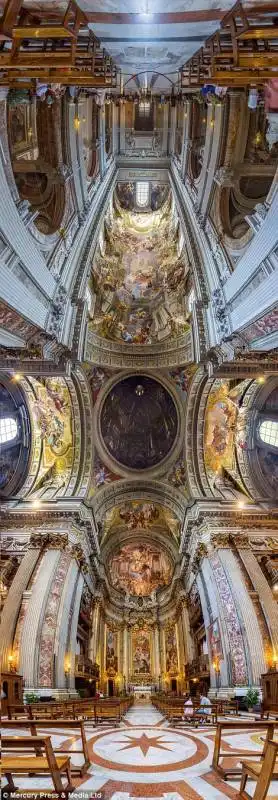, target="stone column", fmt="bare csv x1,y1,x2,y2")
54,560,84,693
169,105,177,155
237,547,278,653
123,625,128,681
66,98,85,213
162,103,169,155
181,601,195,664
181,100,191,178
218,546,266,684
99,105,107,177
197,553,251,693
154,625,161,678
19,548,61,689
89,599,101,664
0,547,41,670
119,103,126,154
